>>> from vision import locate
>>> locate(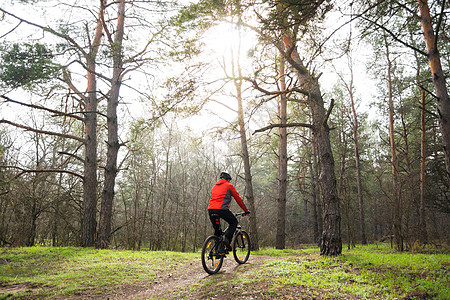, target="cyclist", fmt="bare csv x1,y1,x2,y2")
208,172,250,251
